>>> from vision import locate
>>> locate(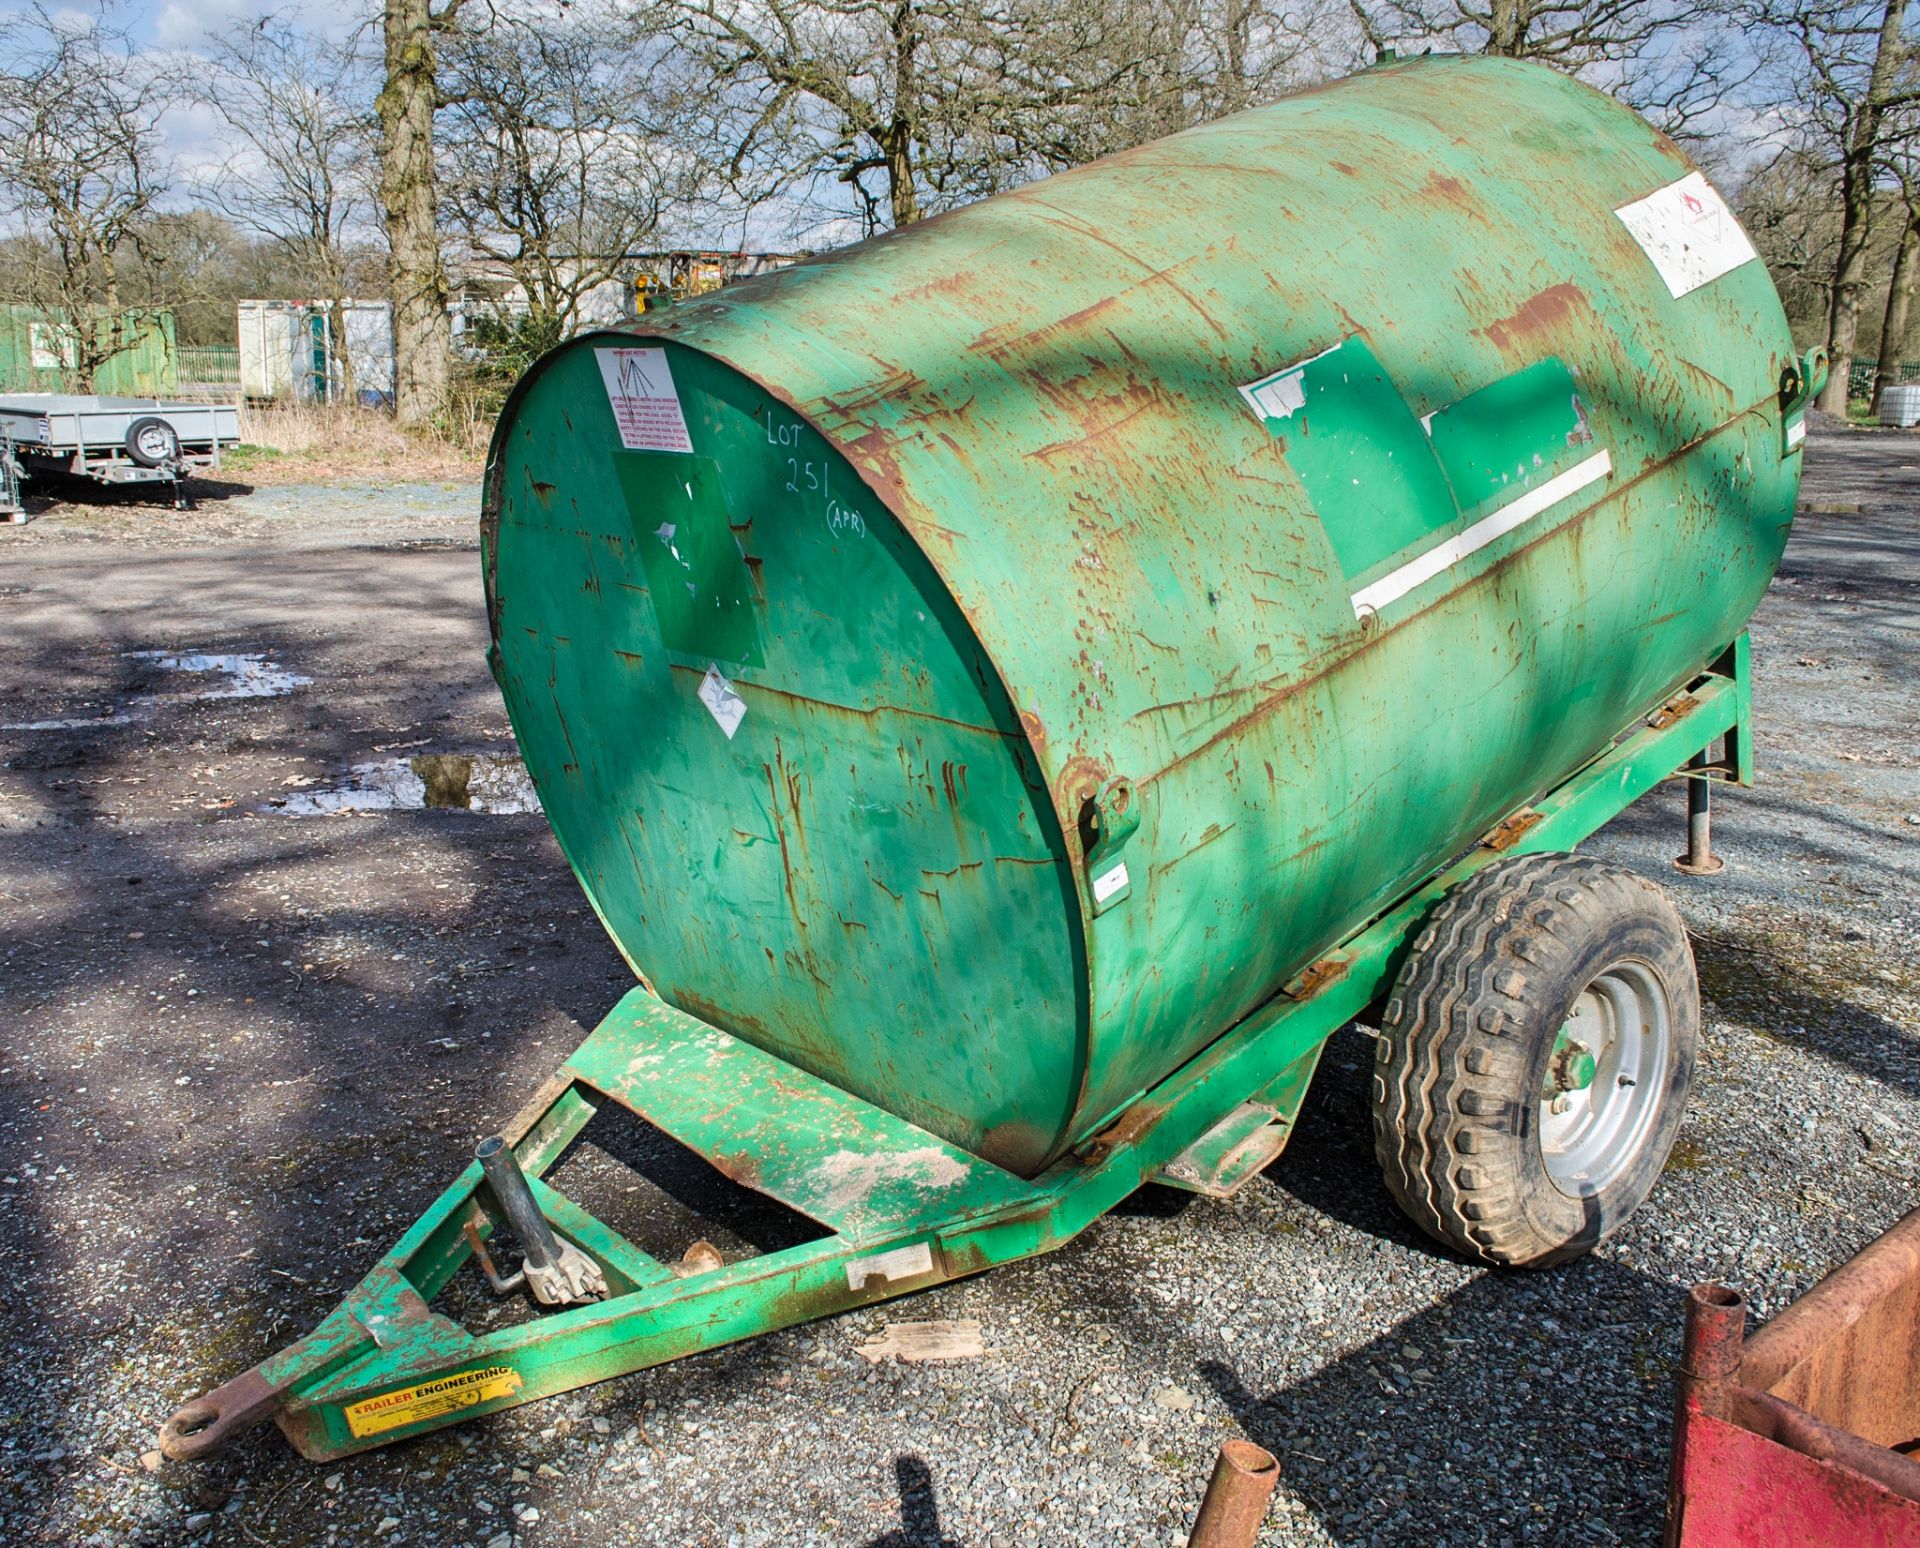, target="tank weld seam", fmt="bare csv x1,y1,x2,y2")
664,667,1024,742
